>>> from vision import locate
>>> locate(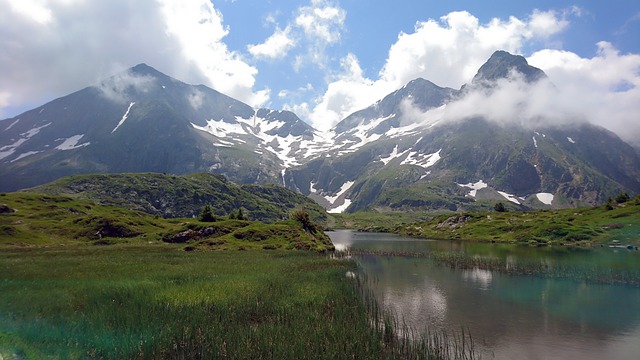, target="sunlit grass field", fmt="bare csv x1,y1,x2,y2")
0,245,477,359
1,246,359,358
